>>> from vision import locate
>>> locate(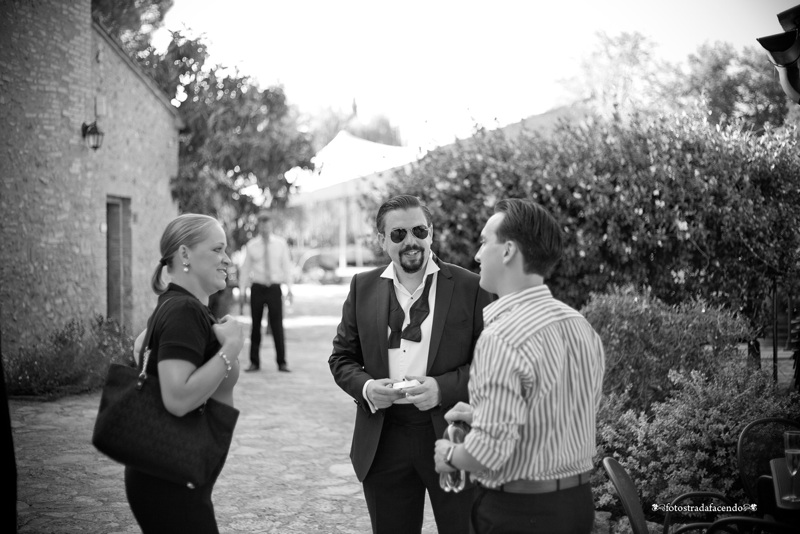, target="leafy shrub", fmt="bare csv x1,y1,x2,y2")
4,315,133,398
583,286,752,412
594,357,800,516
382,112,800,334
588,287,800,524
